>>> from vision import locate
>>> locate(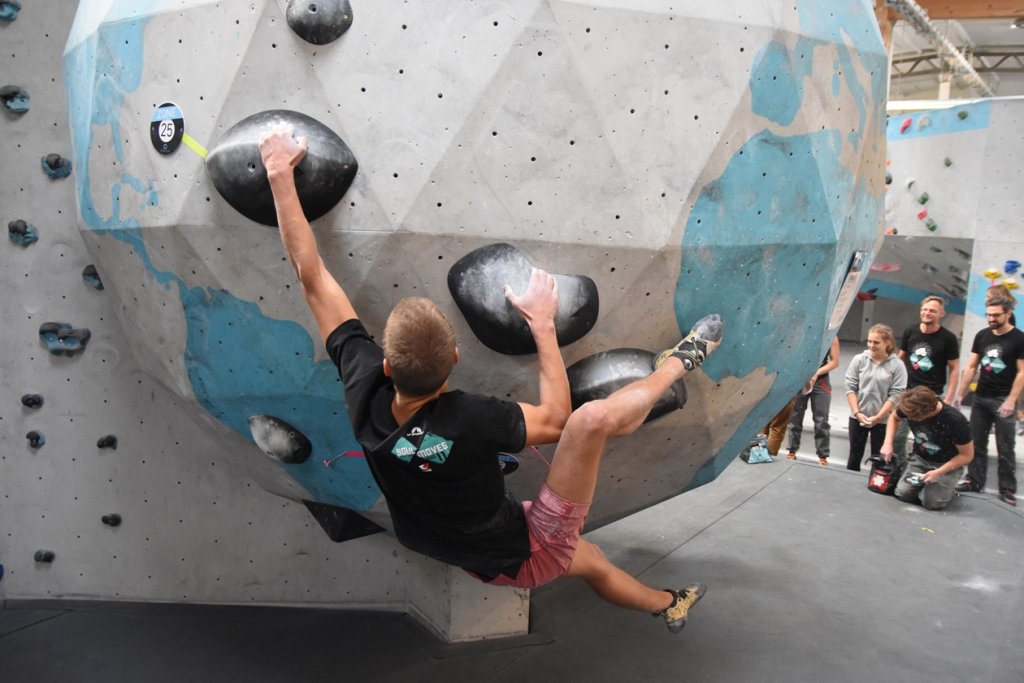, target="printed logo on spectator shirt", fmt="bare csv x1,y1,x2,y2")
980,346,1007,374
909,344,933,372
391,432,453,471
913,432,941,457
